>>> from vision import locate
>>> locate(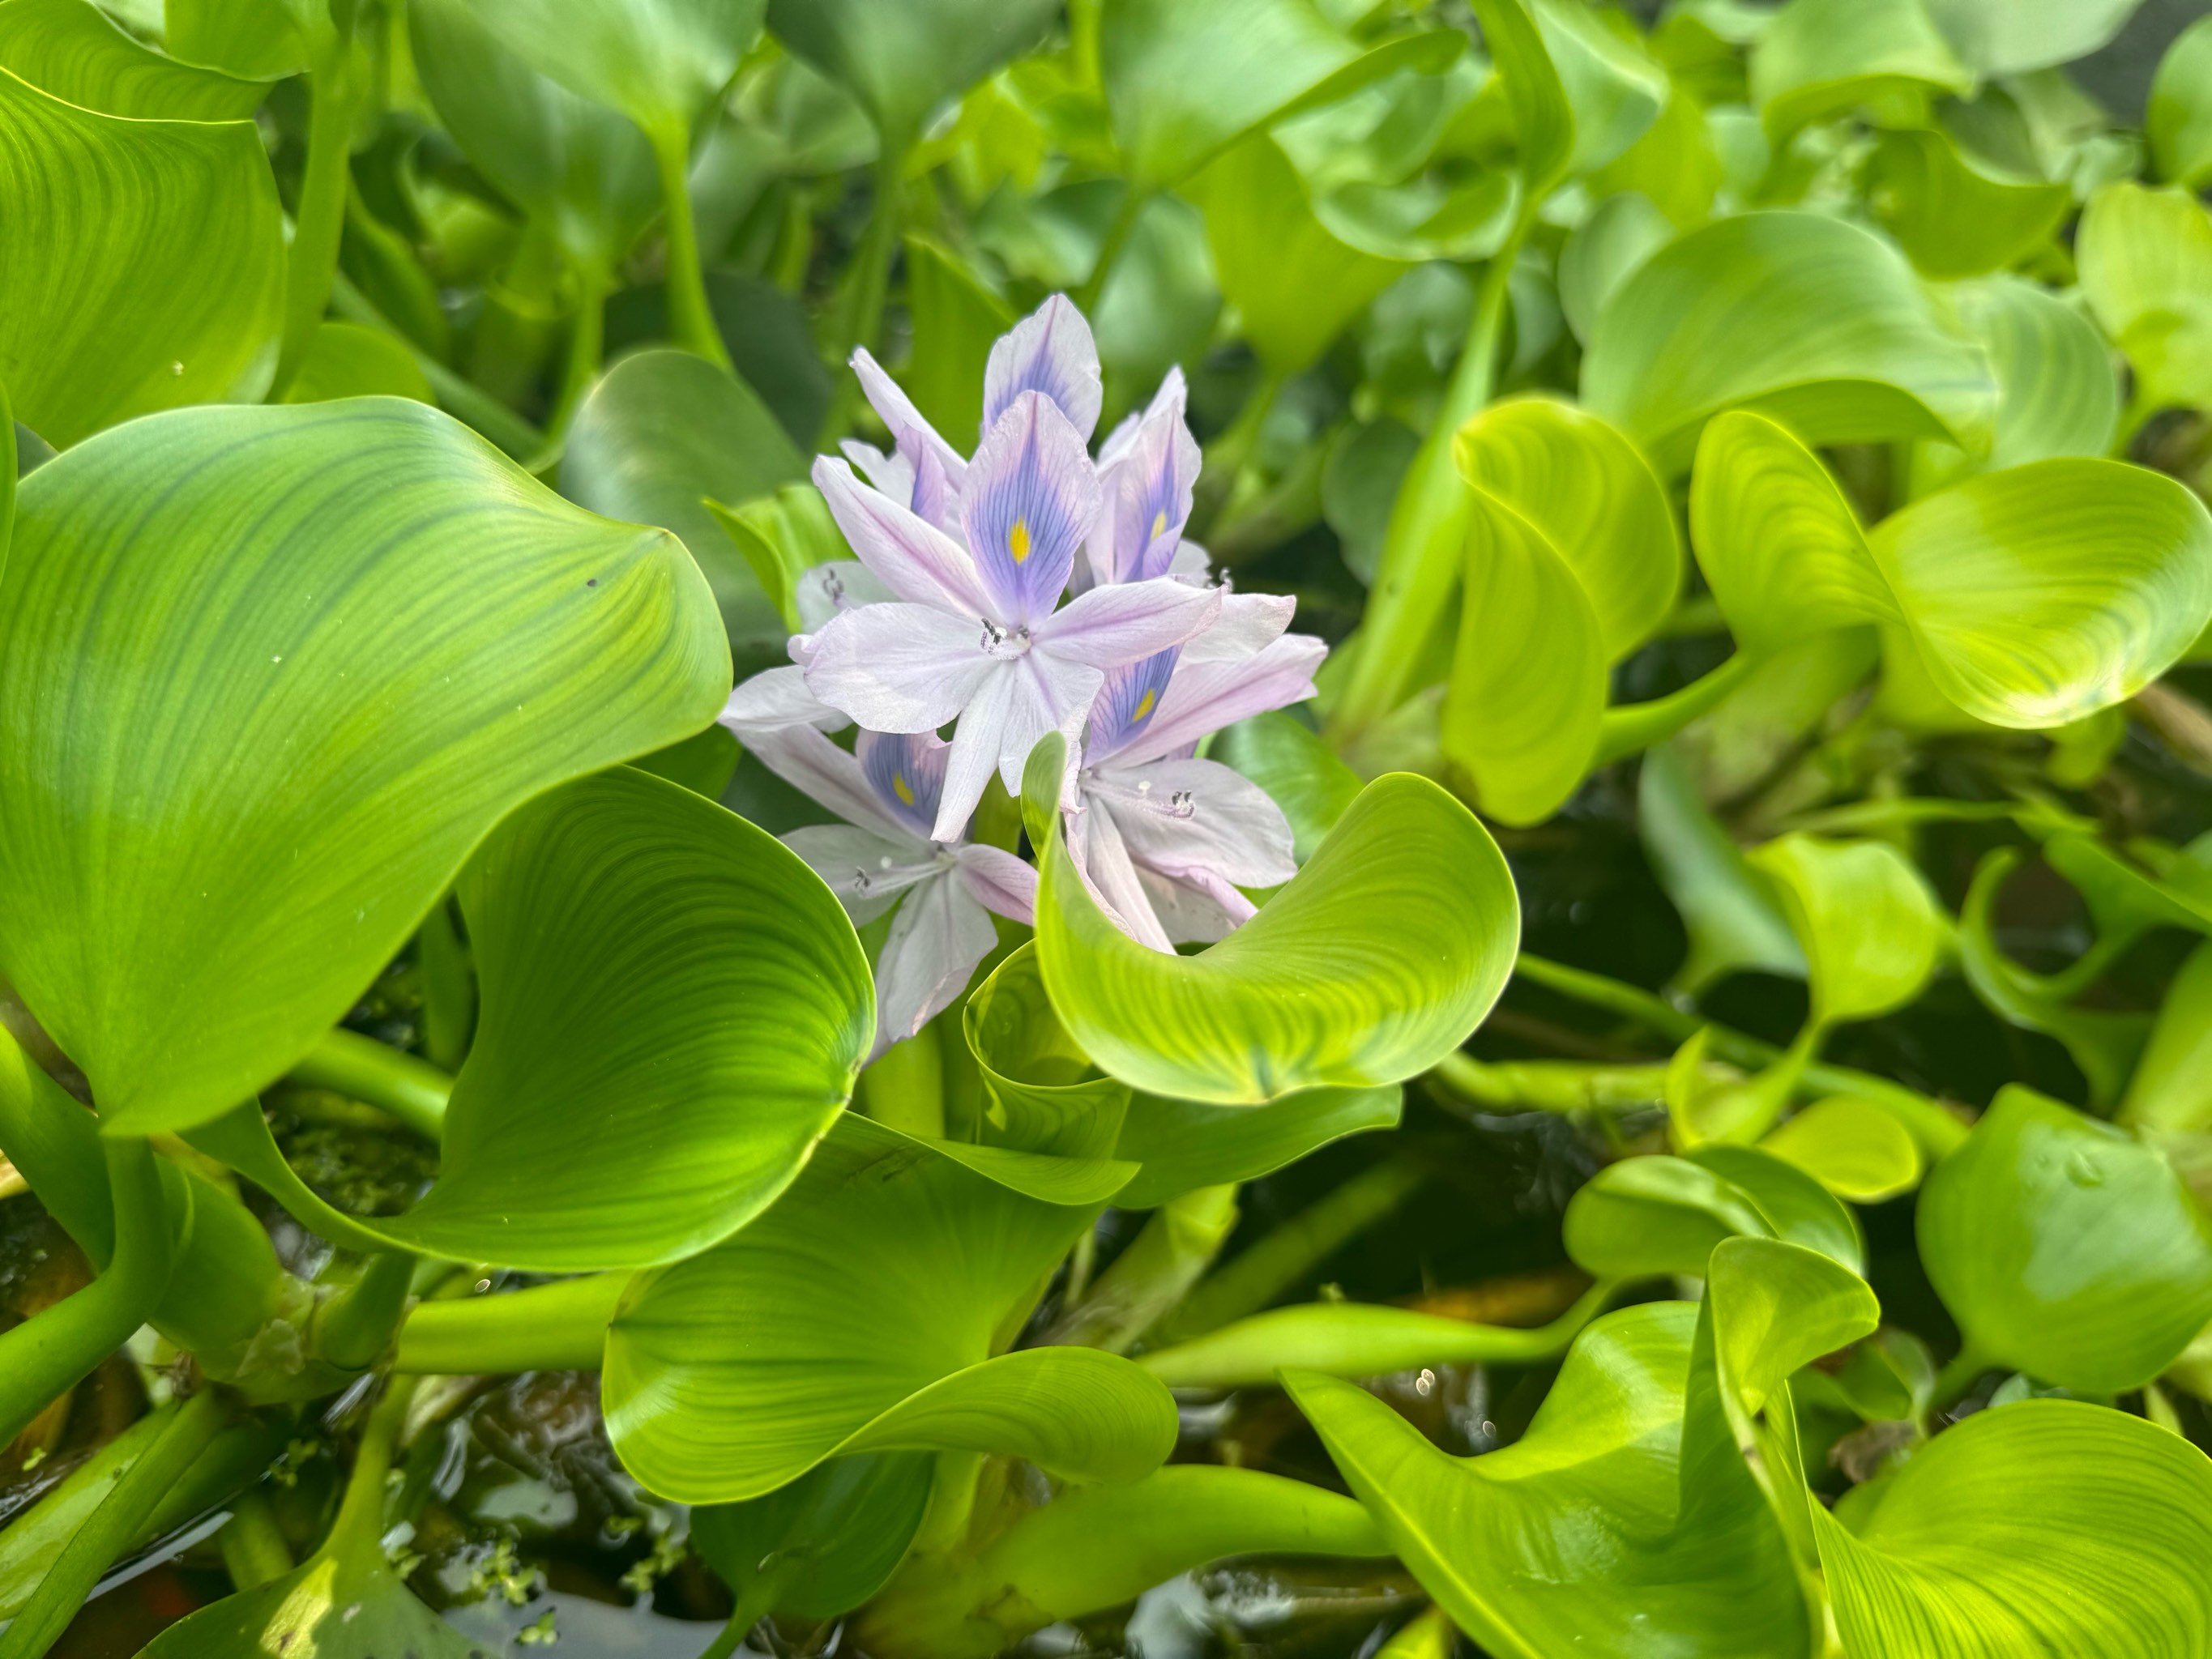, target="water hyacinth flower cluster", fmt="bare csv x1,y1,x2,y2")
724,296,1325,1051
